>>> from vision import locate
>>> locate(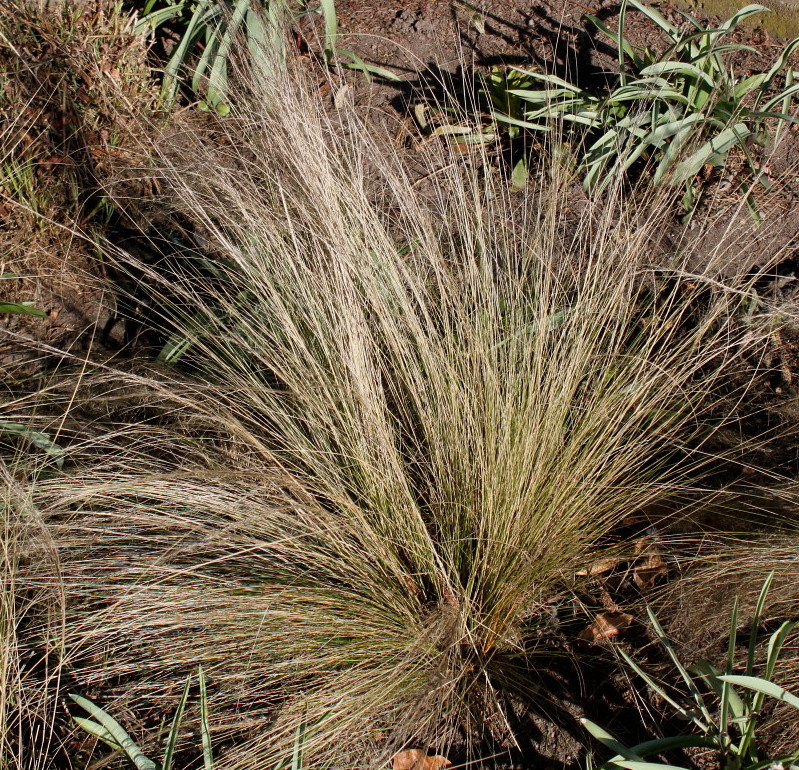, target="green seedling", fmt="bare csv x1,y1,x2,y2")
505,1,799,208
0,421,64,469
136,0,398,113
583,573,799,770
71,667,213,770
